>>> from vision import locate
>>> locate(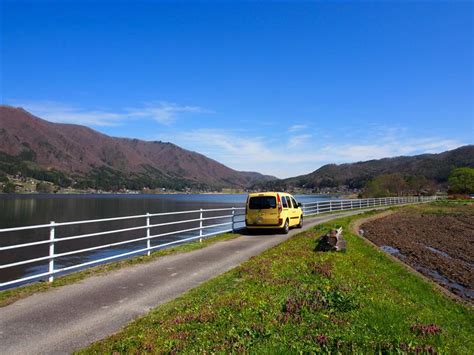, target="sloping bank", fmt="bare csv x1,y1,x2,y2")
80,209,474,354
